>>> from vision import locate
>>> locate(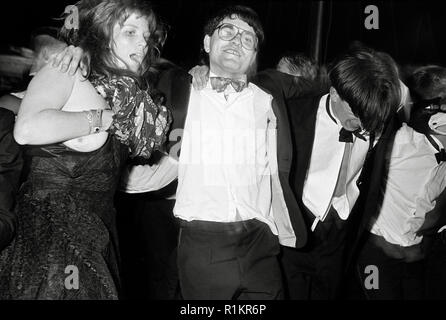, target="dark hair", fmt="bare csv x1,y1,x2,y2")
407,65,446,134
200,5,264,77
277,52,318,81
407,65,446,102
59,0,167,88
203,5,264,45
328,45,401,133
